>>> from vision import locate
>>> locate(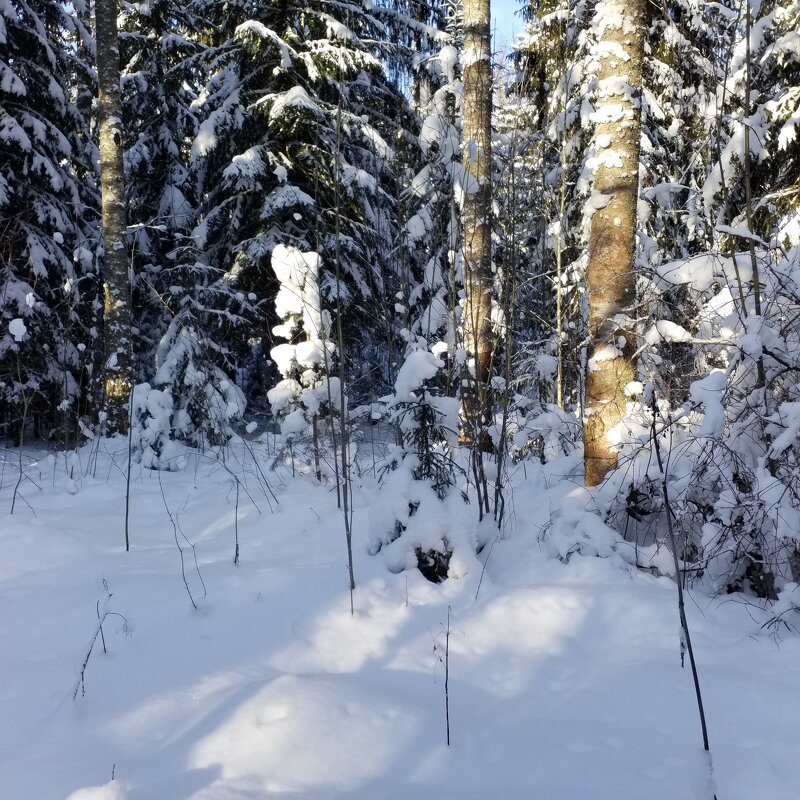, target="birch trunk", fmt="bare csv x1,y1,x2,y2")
584,0,646,486
461,0,493,443
95,0,132,432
